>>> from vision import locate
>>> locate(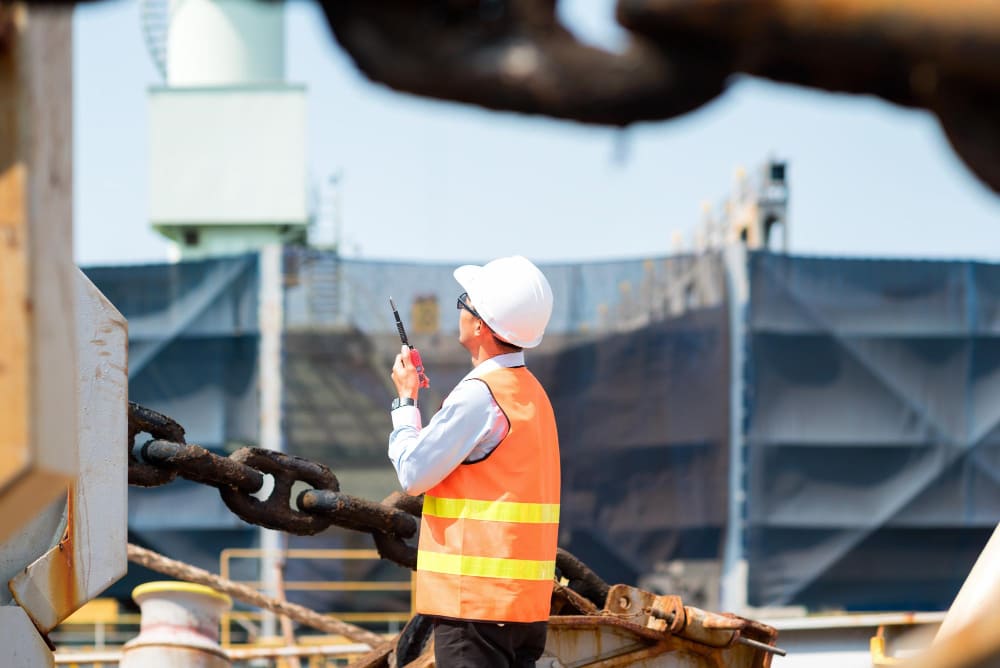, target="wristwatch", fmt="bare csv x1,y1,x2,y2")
391,397,416,411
